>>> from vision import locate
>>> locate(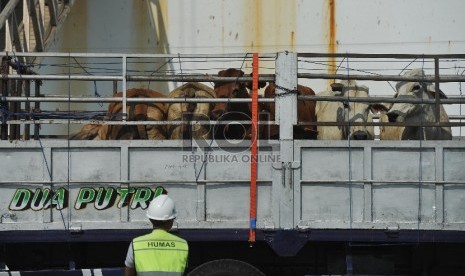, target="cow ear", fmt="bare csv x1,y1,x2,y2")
246,73,267,90
238,69,245,77
217,69,227,77
427,84,448,99
331,82,344,92
437,89,448,99
370,103,389,114
214,70,226,88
